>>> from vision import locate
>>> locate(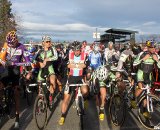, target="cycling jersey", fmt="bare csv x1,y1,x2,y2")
133,51,160,83
0,42,30,86
36,47,58,81
53,50,64,75
117,49,134,70
0,42,30,65
28,52,40,73
104,48,119,64
69,51,86,76
88,51,102,70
